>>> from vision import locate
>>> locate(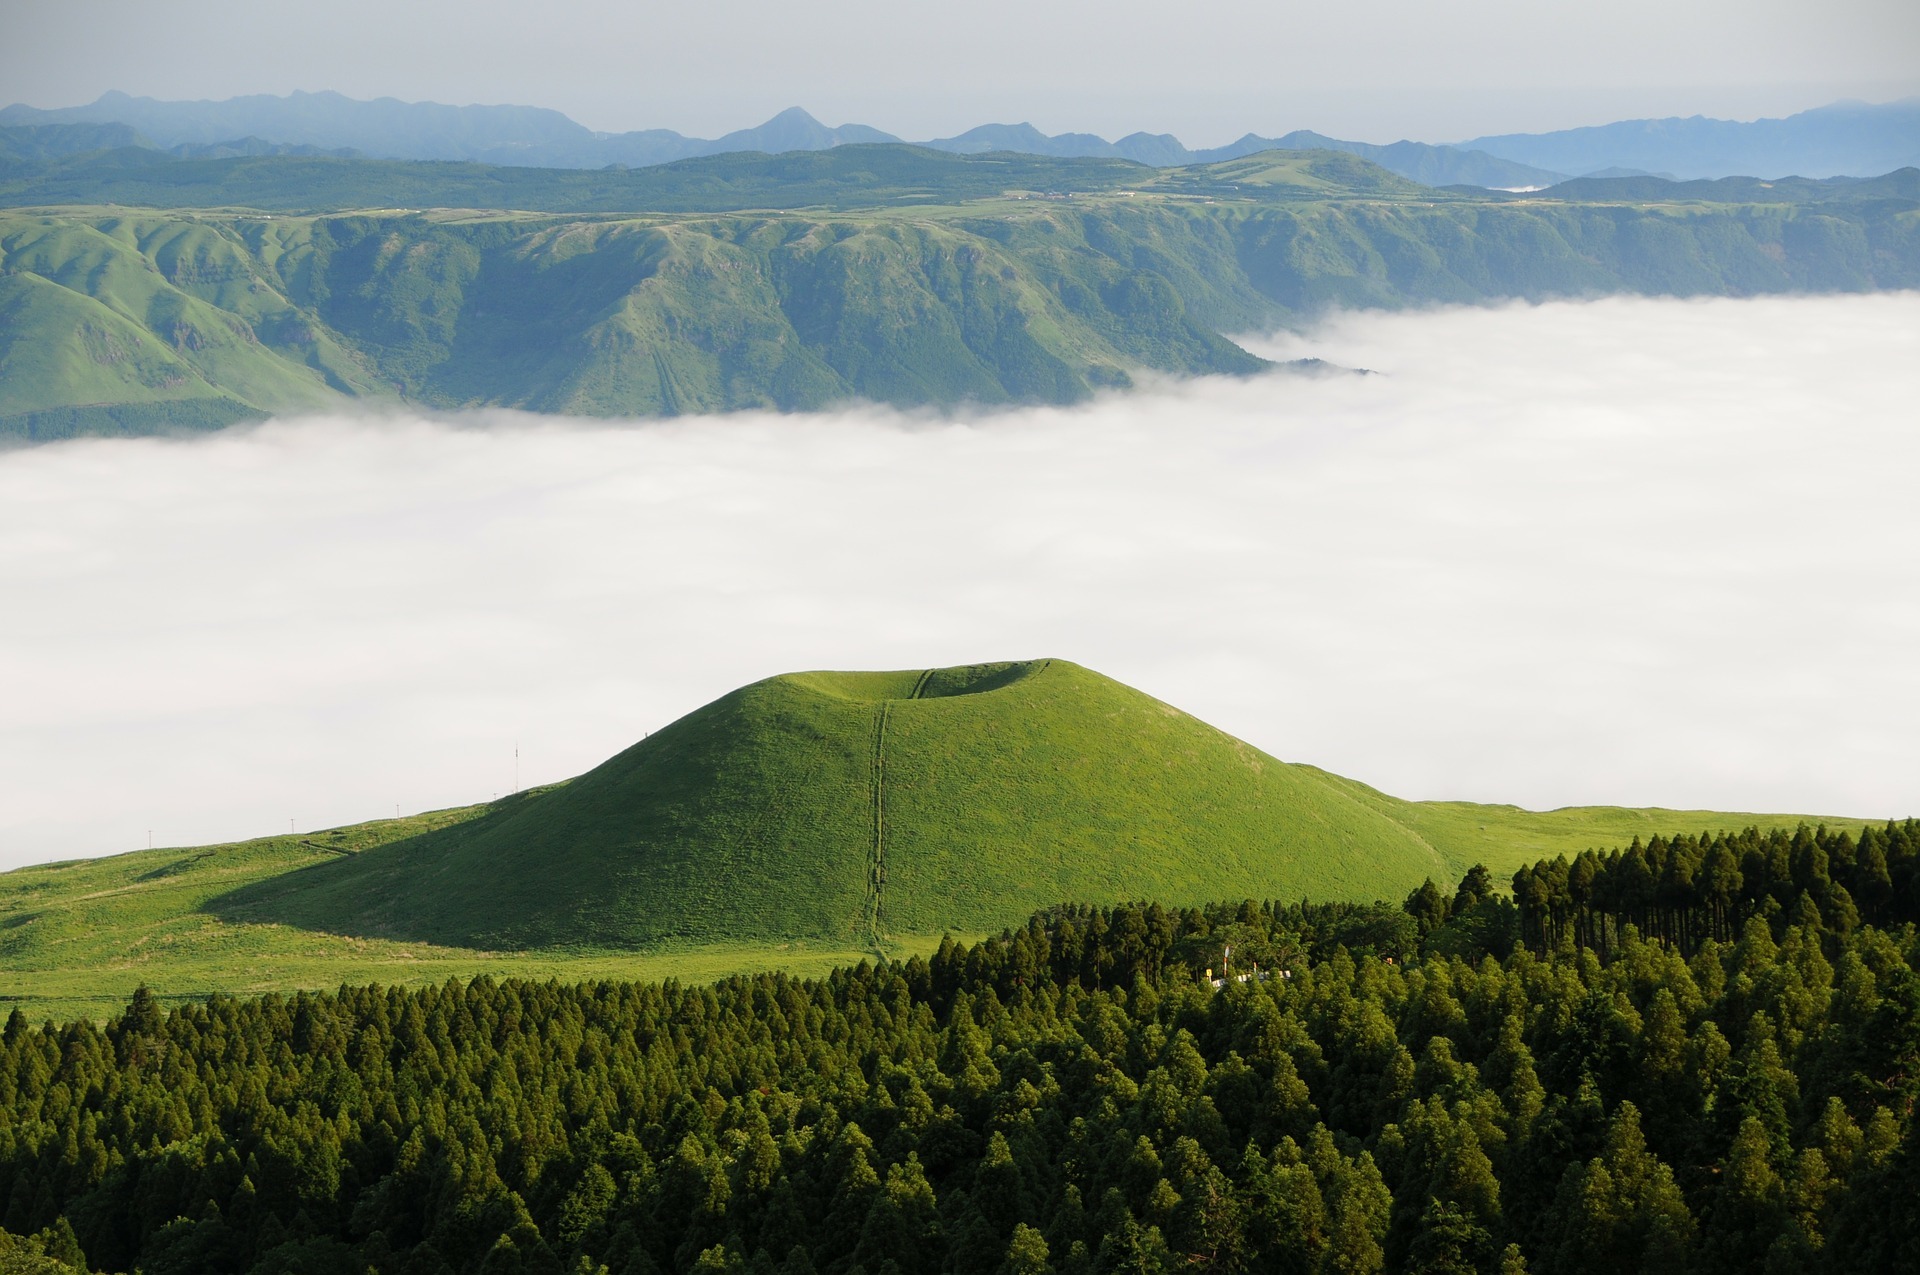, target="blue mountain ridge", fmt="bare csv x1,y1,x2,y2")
1459,98,1920,181
0,93,1561,188
5,92,1915,187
